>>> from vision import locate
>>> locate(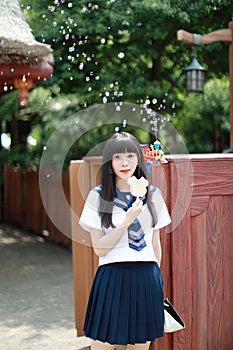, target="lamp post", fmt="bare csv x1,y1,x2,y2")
177,21,233,149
